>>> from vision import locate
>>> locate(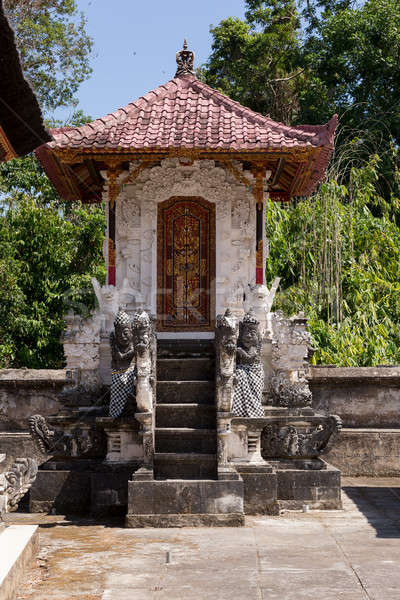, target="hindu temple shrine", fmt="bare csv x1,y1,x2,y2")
25,42,342,526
